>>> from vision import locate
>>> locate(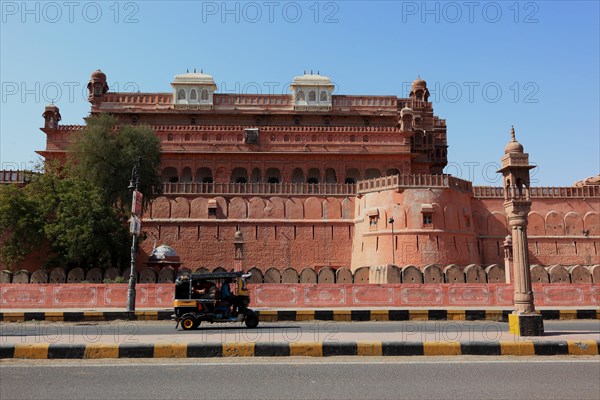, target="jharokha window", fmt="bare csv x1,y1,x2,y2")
421,204,434,226
367,208,379,230
423,214,433,225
